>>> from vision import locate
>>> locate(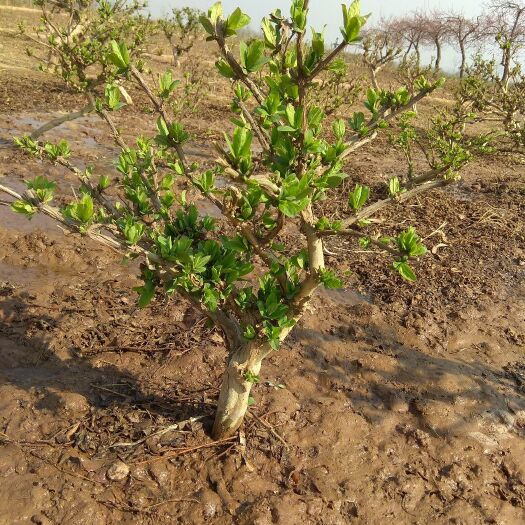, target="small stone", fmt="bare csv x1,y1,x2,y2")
106,460,130,481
